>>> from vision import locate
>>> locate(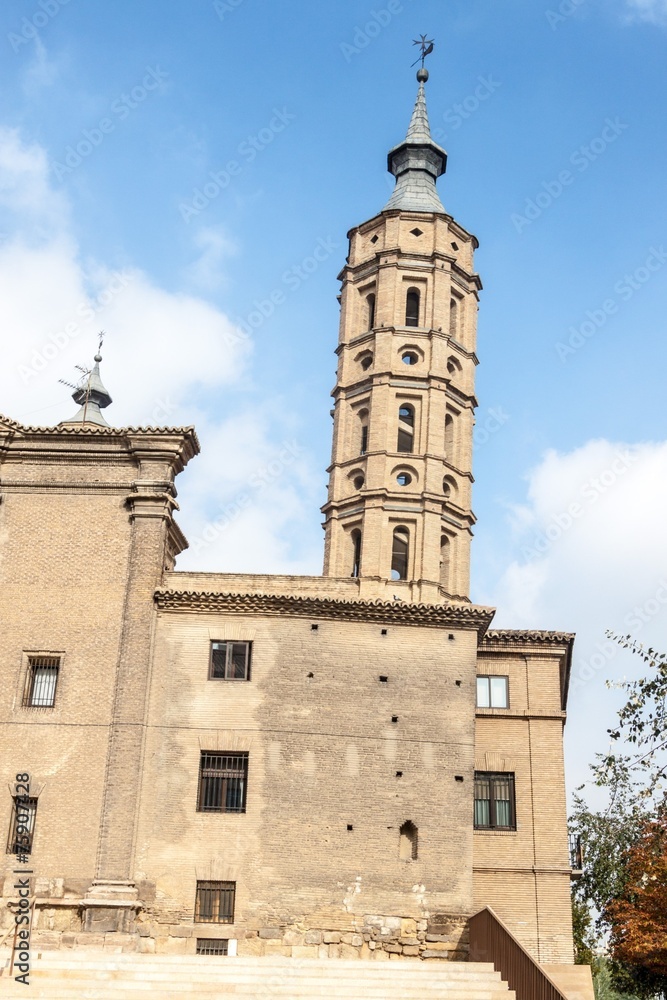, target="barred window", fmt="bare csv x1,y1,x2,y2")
210,642,251,681
474,772,515,830
23,656,60,707
195,880,235,924
476,676,509,709
197,752,248,813
7,797,37,855
196,938,229,955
